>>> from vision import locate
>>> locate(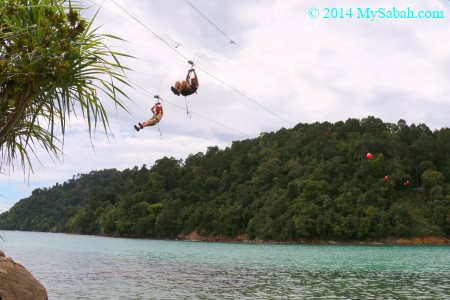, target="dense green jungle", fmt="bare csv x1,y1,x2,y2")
1,117,449,242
